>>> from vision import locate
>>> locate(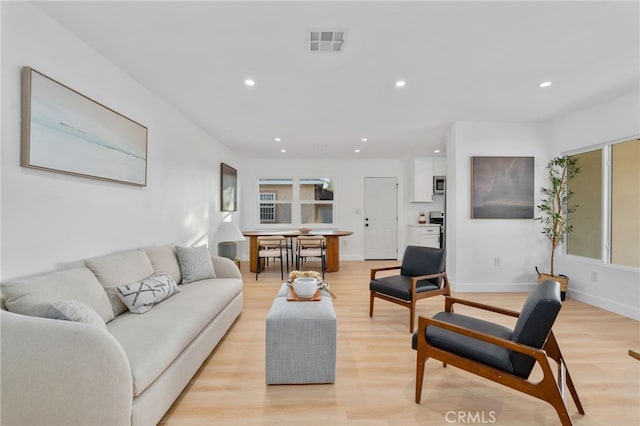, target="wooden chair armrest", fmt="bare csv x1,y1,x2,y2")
370,265,401,280
417,315,544,359
444,296,520,318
